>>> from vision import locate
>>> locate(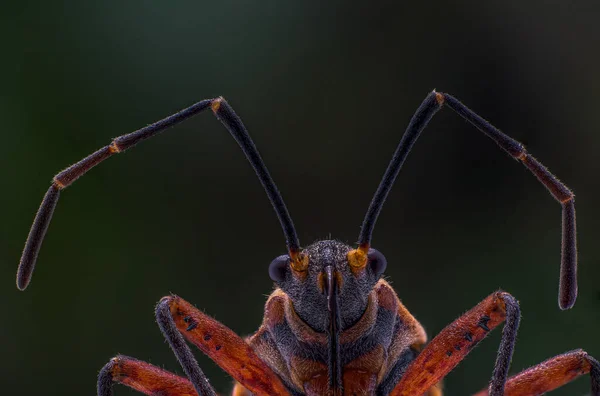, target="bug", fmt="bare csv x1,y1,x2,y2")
16,91,600,395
